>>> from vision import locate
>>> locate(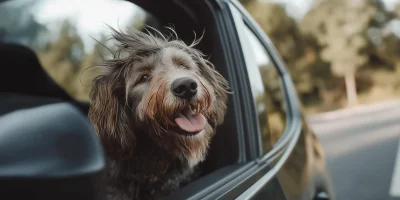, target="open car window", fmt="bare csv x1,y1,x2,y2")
241,24,287,155
0,0,161,101
0,0,245,194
